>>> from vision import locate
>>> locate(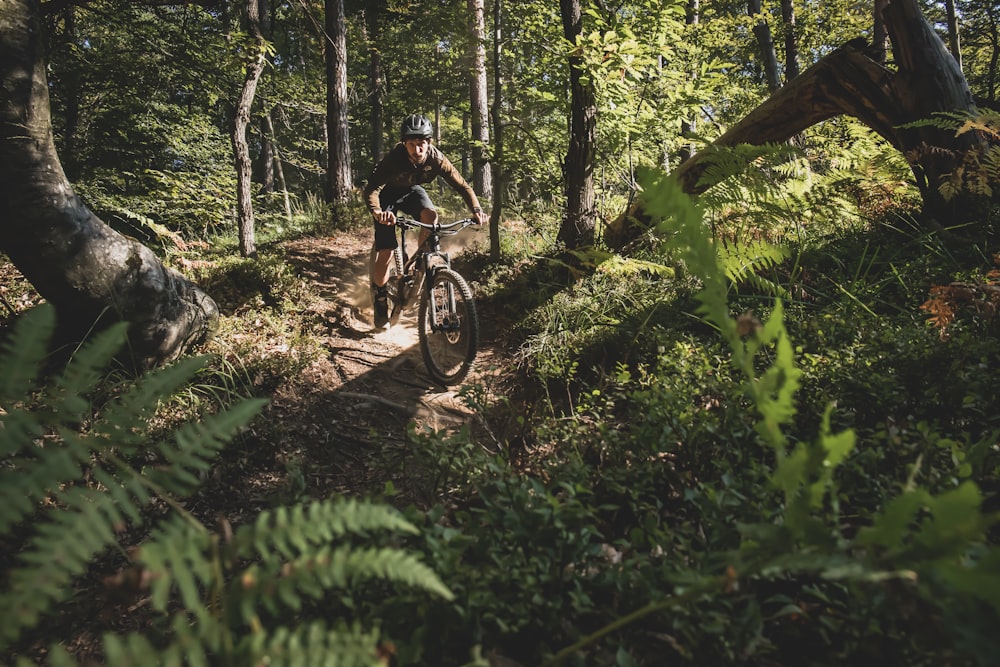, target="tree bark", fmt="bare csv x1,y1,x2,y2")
363,8,385,161
325,0,352,205
488,0,504,260
558,0,597,249
679,0,699,164
748,0,781,92
945,0,961,70
780,0,799,80
265,110,293,222
606,0,991,250
468,0,492,200
0,0,218,370
232,0,266,258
